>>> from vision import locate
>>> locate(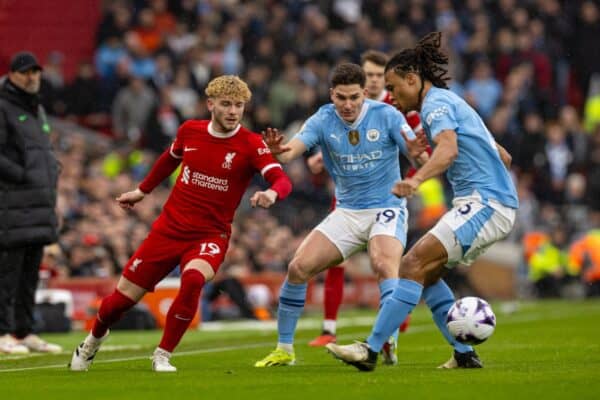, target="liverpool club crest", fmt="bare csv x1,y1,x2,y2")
348,129,360,146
